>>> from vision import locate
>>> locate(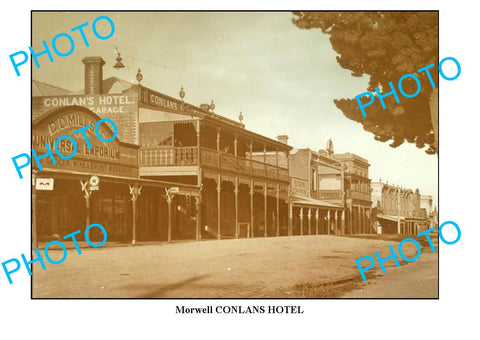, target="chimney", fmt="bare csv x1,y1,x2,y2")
82,56,105,95
277,135,289,144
